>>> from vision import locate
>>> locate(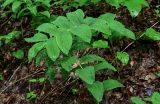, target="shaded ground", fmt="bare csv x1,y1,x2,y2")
0,1,160,104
